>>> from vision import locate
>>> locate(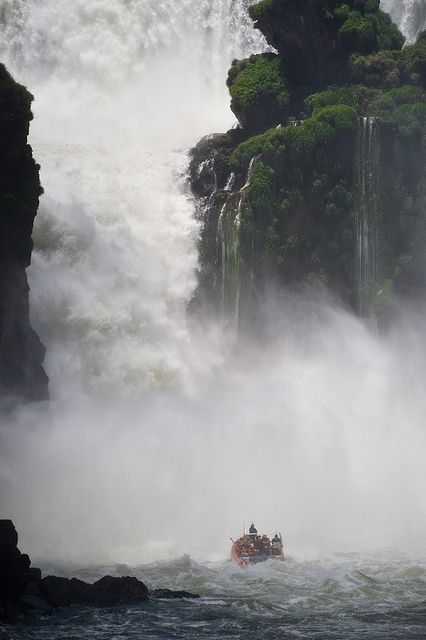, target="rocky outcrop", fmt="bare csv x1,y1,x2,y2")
0,520,43,614
190,1,426,317
227,53,290,132
39,575,149,608
0,521,199,621
29,576,199,611
249,0,404,91
0,64,48,401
